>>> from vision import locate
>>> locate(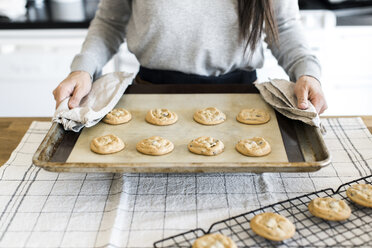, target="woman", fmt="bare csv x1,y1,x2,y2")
53,0,327,114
